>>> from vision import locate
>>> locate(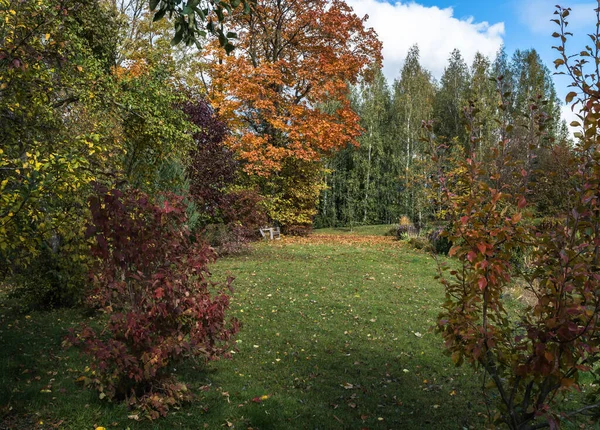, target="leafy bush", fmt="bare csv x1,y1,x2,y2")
427,227,452,256
69,187,239,419
9,244,88,310
398,215,412,226
283,224,312,236
395,224,419,240
220,188,268,240
429,13,600,426
406,237,430,251
202,223,250,256
385,225,399,236
183,98,237,220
